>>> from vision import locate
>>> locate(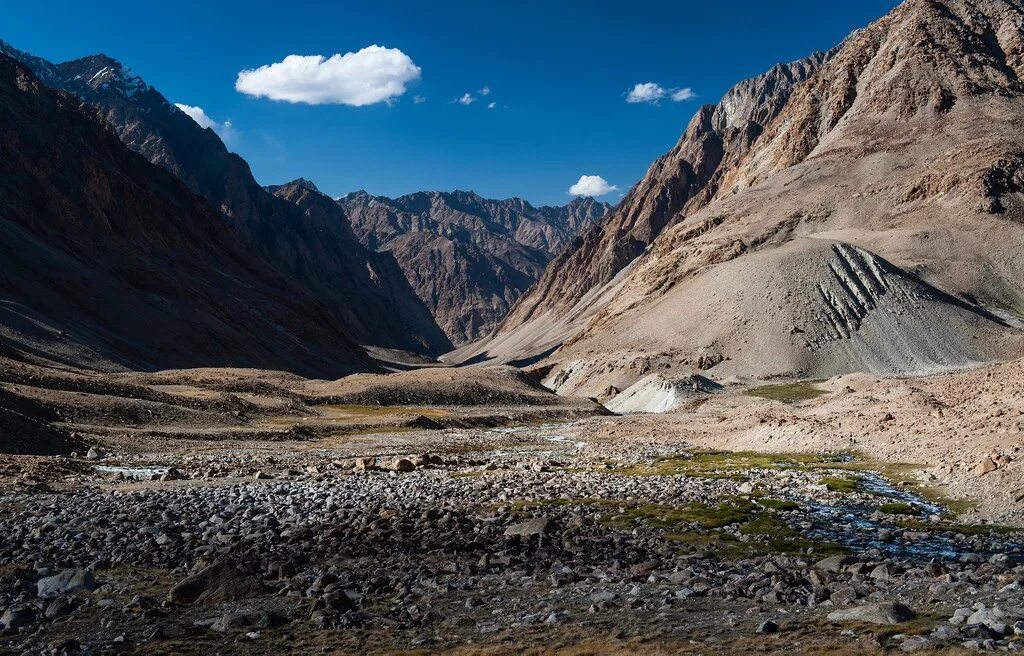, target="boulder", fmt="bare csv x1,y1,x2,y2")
827,602,916,625
974,457,998,475
504,517,552,537
167,560,265,605
354,457,376,472
36,569,95,598
392,458,416,472
814,554,857,573
900,636,932,653
967,605,1023,628
0,607,35,631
